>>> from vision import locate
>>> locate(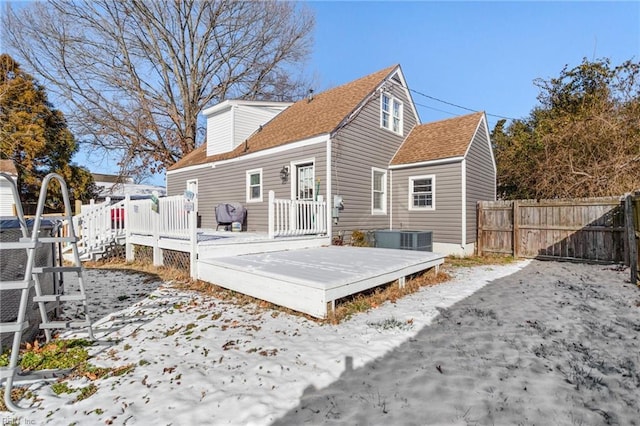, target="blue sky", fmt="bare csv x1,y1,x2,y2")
307,1,639,131
68,1,638,184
